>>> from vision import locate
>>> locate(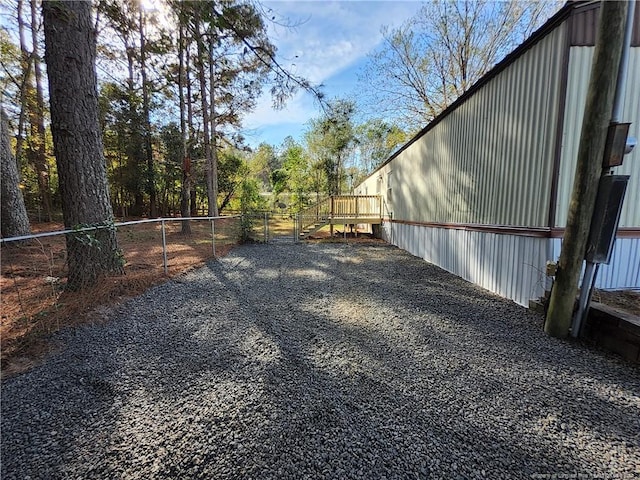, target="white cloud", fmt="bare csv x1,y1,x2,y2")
242,1,421,146
244,90,314,129
264,1,420,80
